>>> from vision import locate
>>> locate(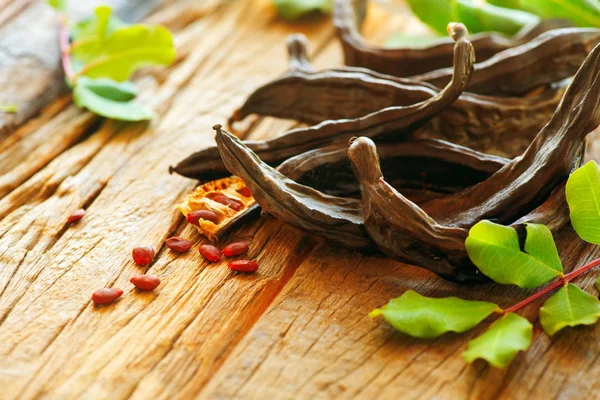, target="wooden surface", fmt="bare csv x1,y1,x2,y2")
1,1,599,399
